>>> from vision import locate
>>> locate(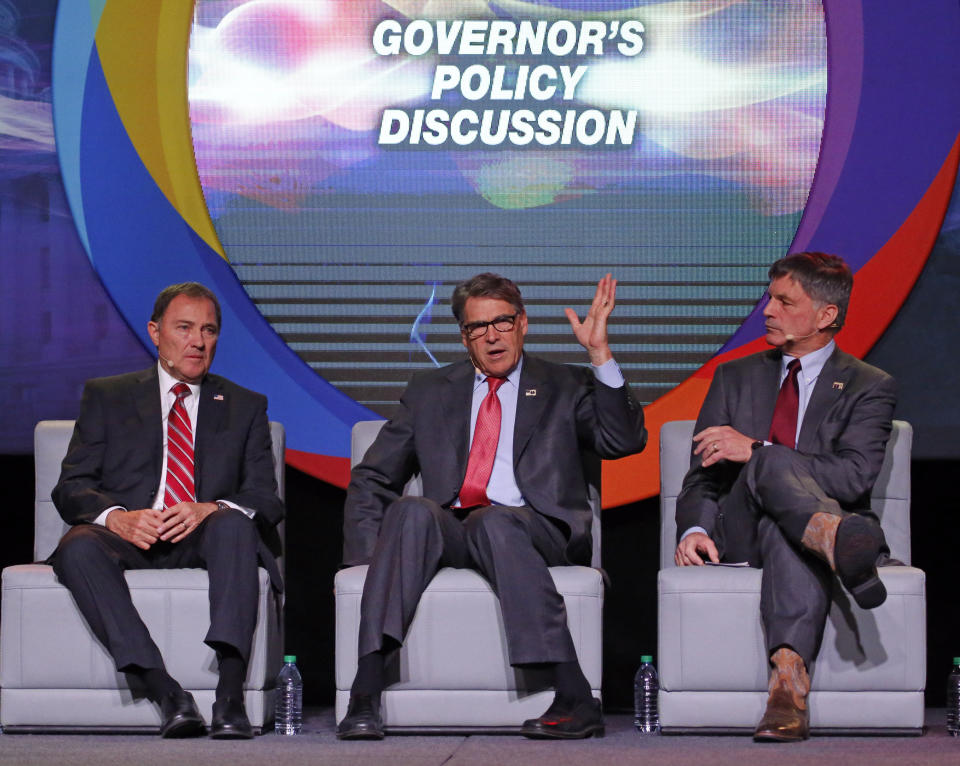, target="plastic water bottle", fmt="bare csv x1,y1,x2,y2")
947,657,960,736
634,654,660,734
275,655,303,735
